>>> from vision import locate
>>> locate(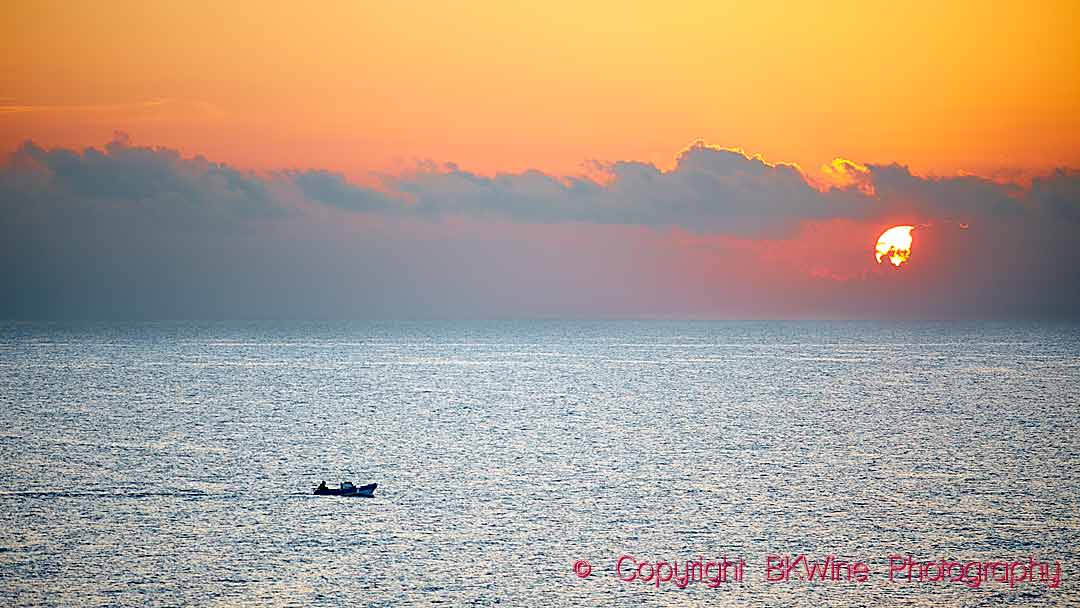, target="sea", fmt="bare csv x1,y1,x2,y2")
1,320,1077,606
